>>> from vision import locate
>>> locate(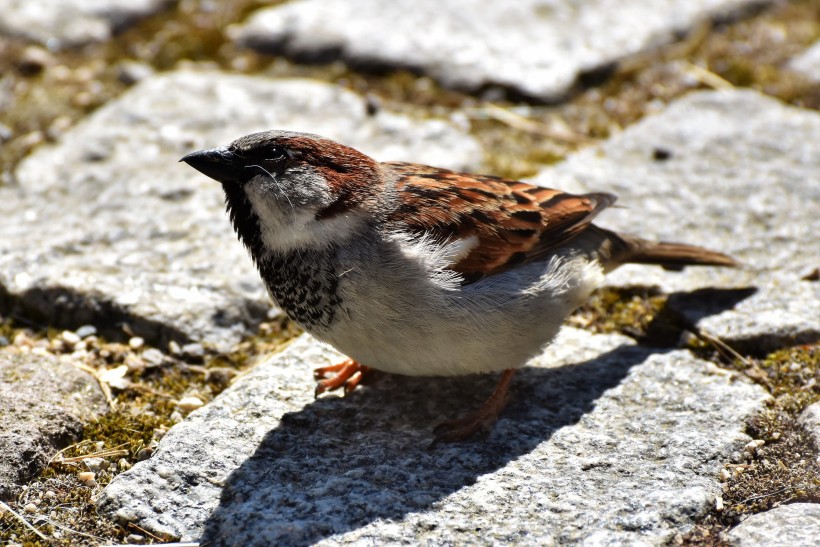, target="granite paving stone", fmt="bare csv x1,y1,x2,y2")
788,40,820,84
0,0,172,49
798,402,820,453
532,90,820,352
97,328,768,544
0,350,108,500
727,503,820,547
233,0,770,102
